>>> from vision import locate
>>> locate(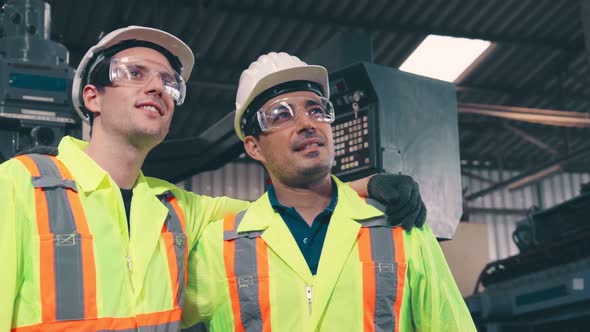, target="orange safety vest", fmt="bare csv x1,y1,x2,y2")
221,198,406,332
14,153,188,332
